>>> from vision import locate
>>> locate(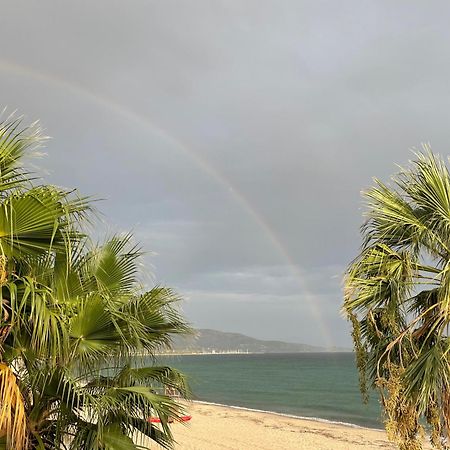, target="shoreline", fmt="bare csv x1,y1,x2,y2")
191,399,384,431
